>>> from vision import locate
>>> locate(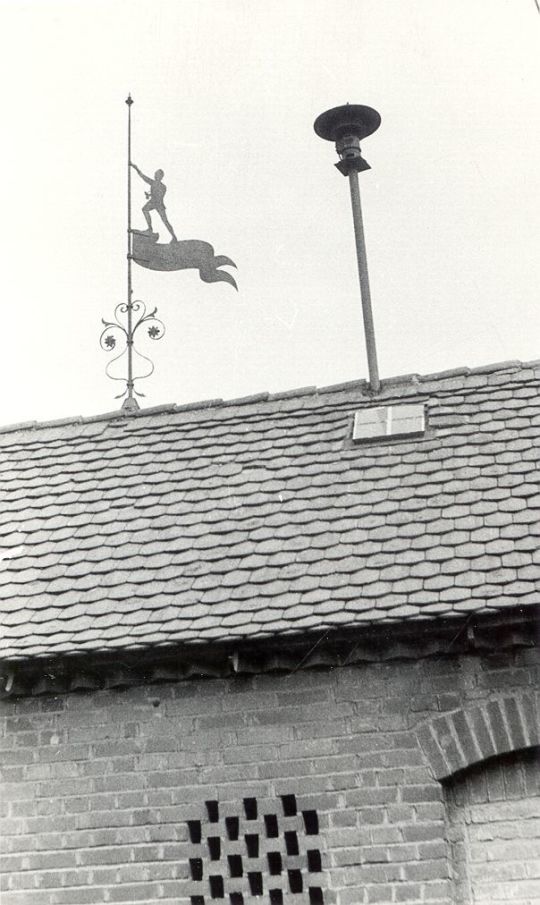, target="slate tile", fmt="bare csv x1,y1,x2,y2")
500,552,532,569
408,591,440,606
198,625,230,640
128,621,166,637
292,589,329,609
254,617,289,633
1,363,539,660
221,612,253,629
512,507,540,525
511,536,538,554
387,604,420,619
390,577,422,594
503,580,537,596
17,644,54,657
319,573,350,592
483,539,515,555
419,602,453,616
329,609,363,625
518,564,540,580
408,561,439,579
